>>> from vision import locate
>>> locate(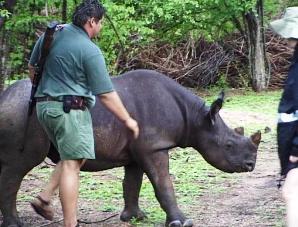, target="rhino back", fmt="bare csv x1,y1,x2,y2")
0,80,31,147
91,70,206,154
